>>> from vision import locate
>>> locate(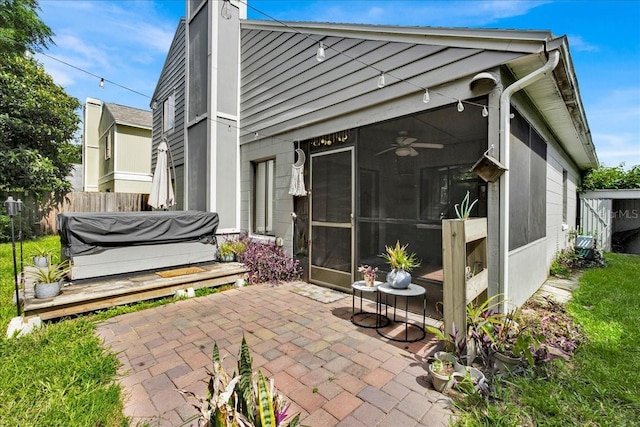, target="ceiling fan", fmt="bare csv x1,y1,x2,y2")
376,131,444,157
